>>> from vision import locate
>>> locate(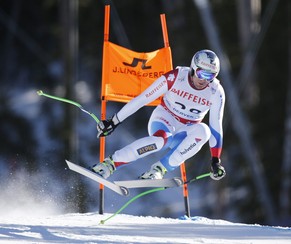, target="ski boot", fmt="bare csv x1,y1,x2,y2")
91,156,116,179
140,162,167,180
